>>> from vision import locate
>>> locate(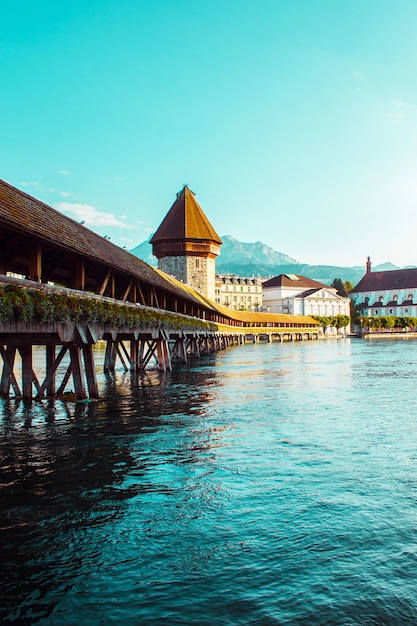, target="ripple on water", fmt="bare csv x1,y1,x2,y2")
2,340,417,624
